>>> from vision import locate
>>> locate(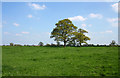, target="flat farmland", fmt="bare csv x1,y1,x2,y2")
2,46,118,76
